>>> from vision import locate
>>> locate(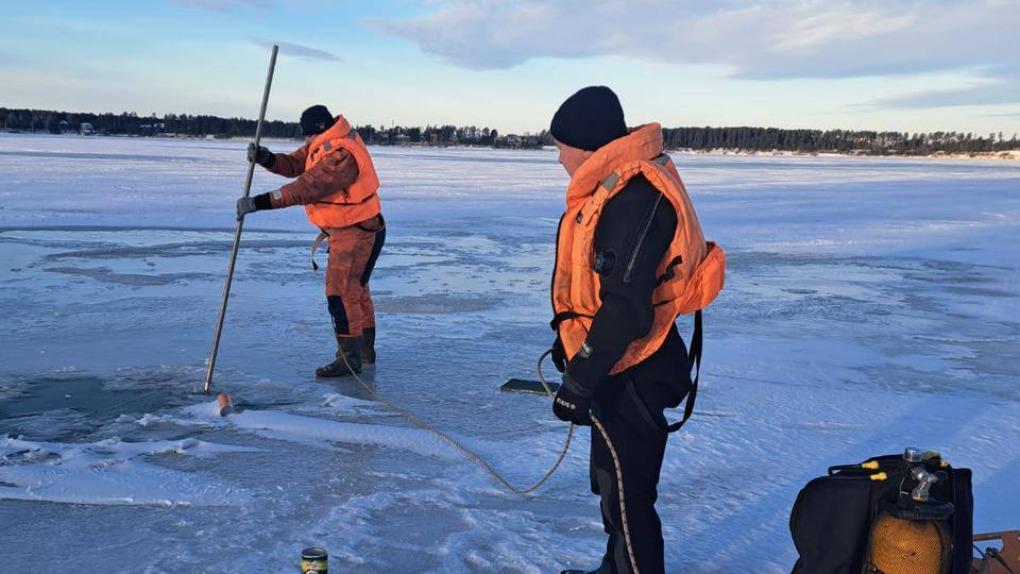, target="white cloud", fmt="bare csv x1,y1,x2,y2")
768,9,915,53
371,0,1020,107
872,73,1020,109
250,39,342,62
167,0,272,10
